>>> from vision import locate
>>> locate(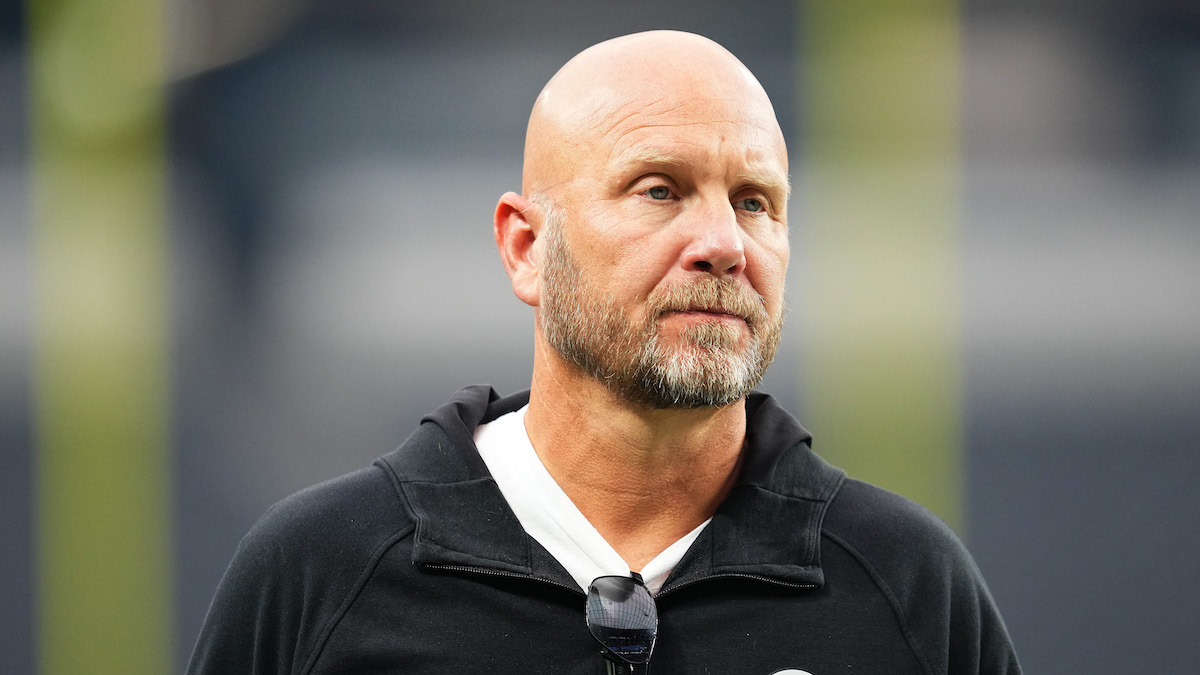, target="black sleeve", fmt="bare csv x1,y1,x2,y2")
185,465,413,674
824,479,1022,675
